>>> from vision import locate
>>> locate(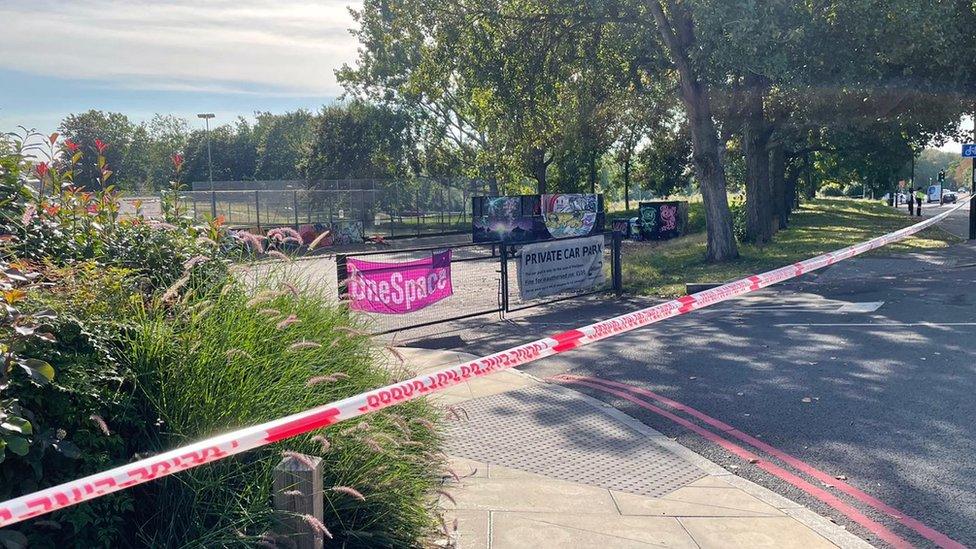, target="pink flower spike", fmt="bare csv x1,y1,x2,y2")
89,414,111,436
95,138,108,154
331,486,366,501
301,515,333,539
